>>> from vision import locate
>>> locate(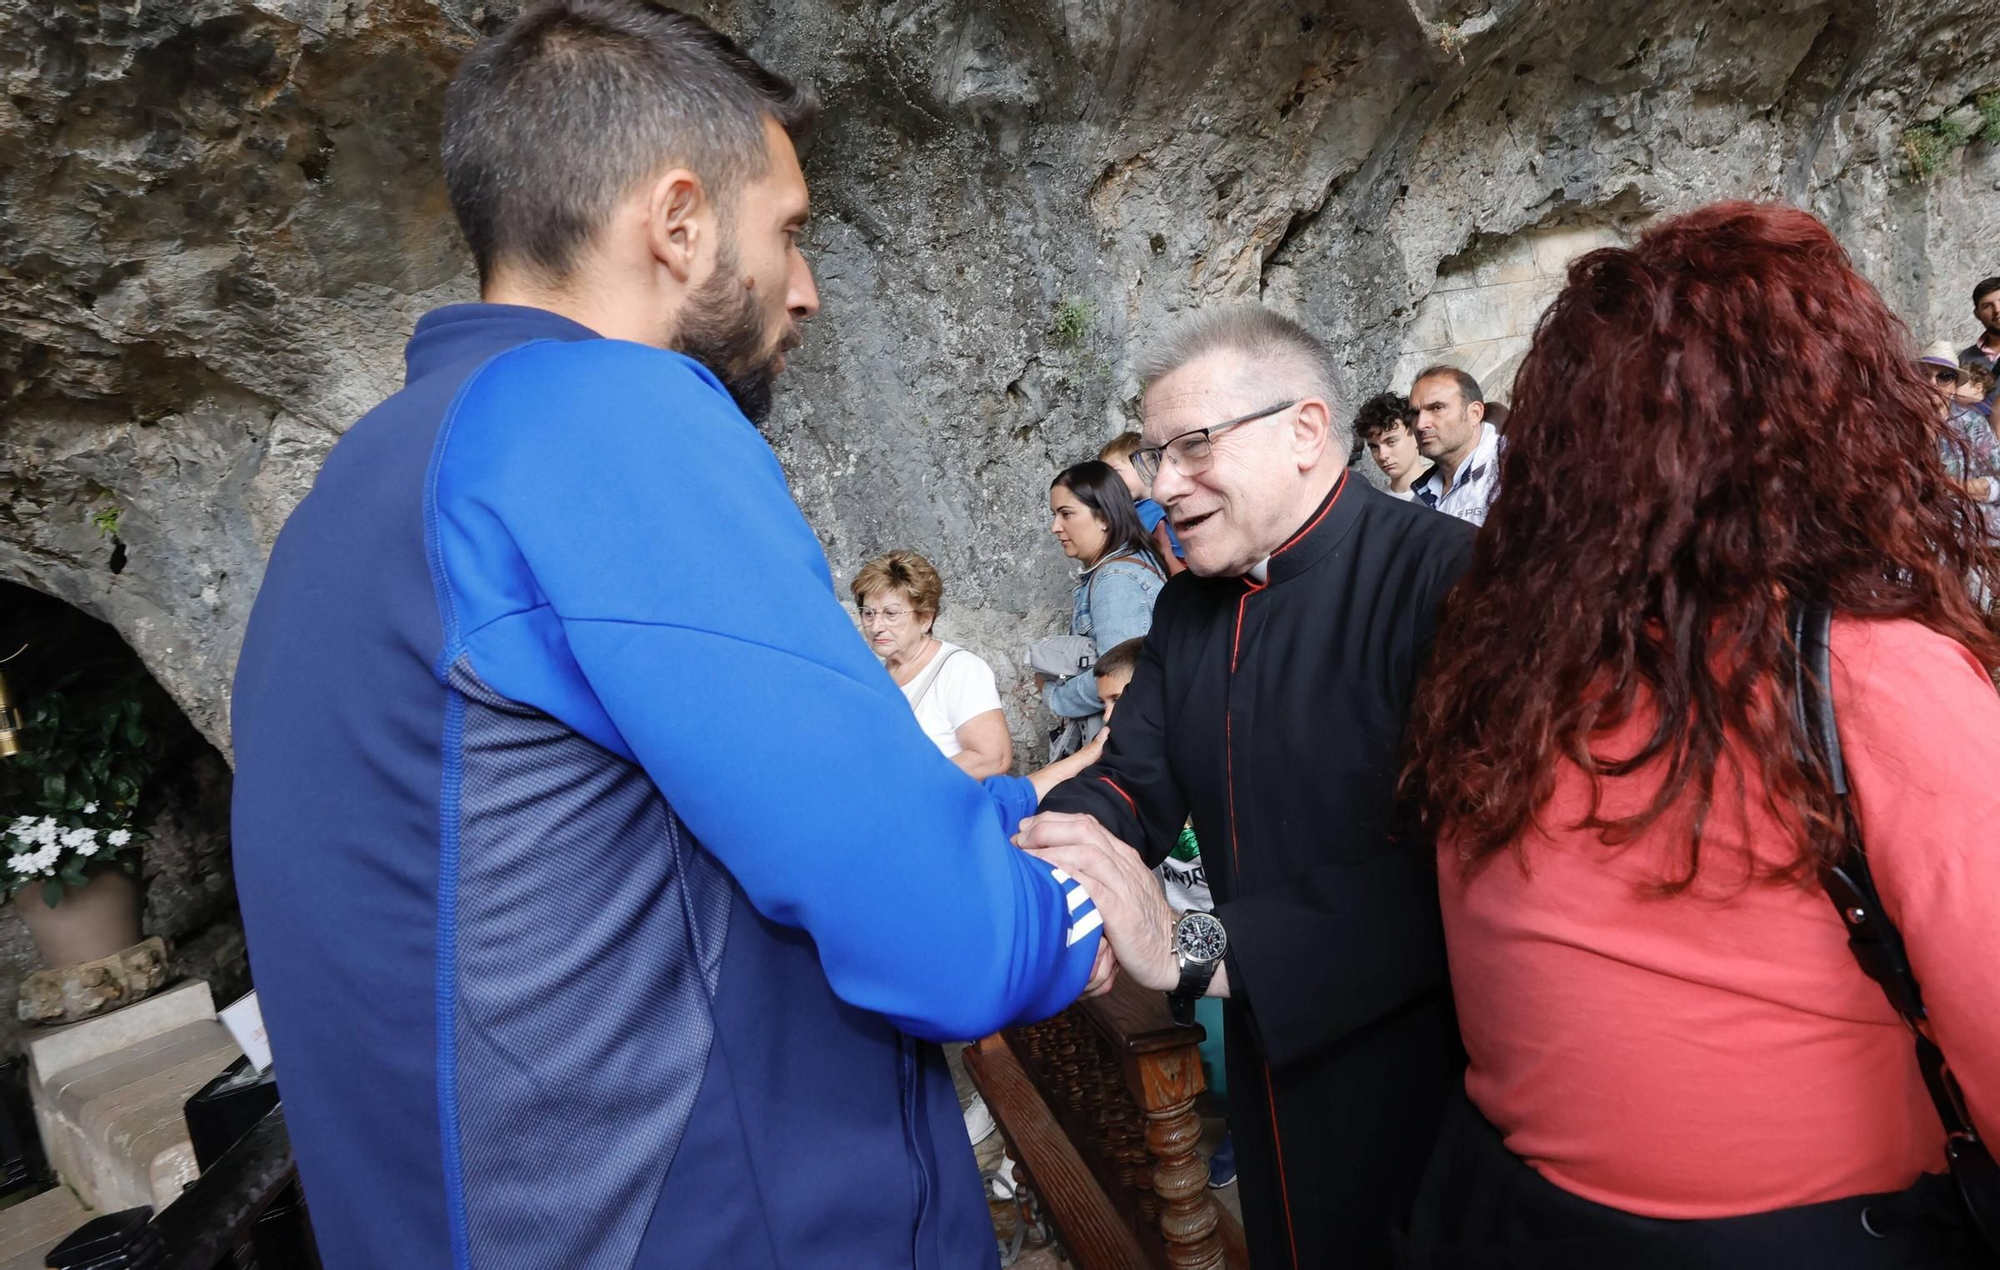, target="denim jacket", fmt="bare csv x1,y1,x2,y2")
1043,547,1165,719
